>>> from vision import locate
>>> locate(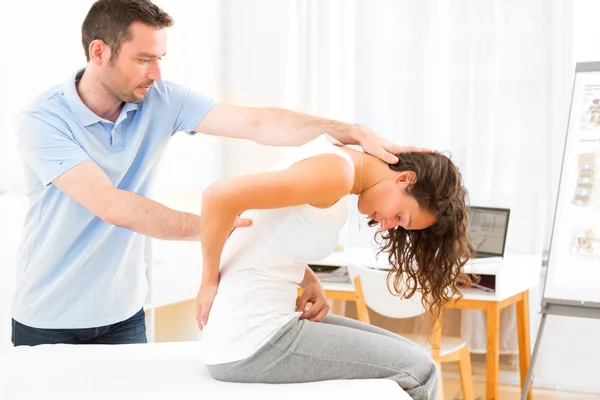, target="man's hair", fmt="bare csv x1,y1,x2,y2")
81,0,173,62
